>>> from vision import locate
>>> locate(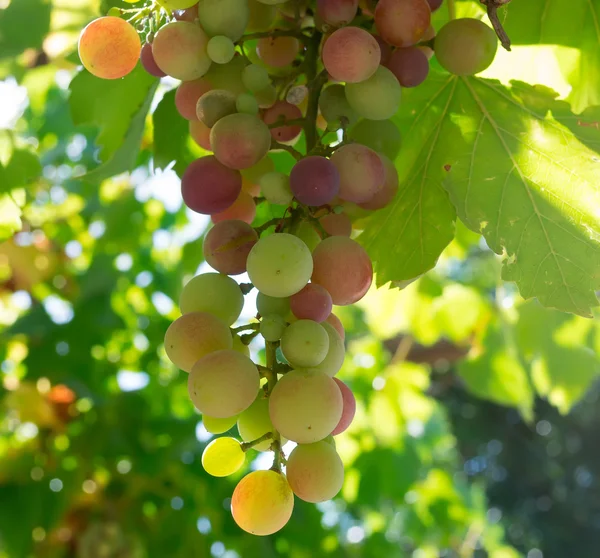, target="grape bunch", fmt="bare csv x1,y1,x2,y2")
77,0,499,536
